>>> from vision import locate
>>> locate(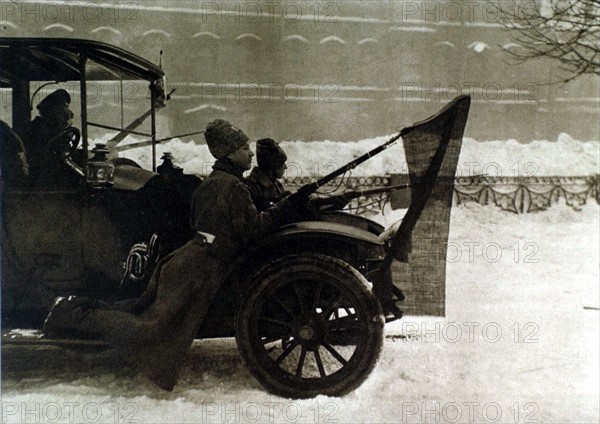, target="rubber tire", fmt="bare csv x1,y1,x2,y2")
235,254,384,398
